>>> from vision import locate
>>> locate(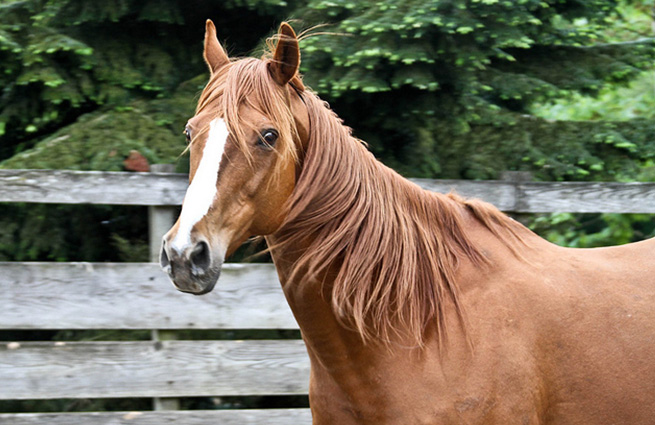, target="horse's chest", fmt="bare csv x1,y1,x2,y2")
308,354,541,425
